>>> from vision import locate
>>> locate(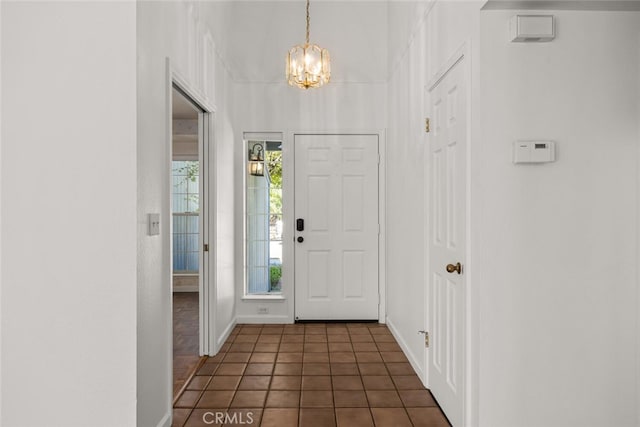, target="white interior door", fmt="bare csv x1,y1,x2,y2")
294,134,379,320
427,56,467,427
